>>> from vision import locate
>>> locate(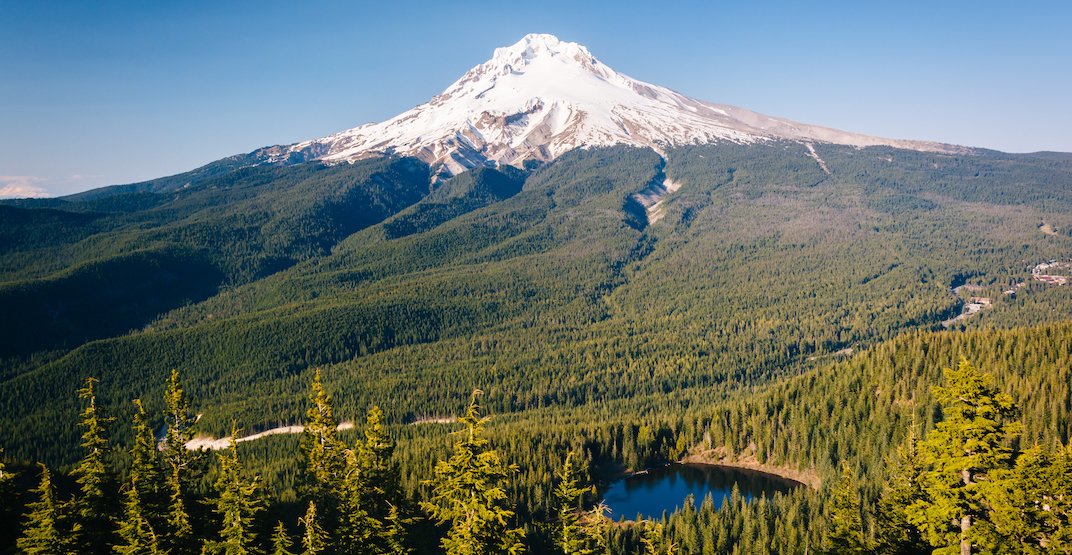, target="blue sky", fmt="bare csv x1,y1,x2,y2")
1,1,1069,196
